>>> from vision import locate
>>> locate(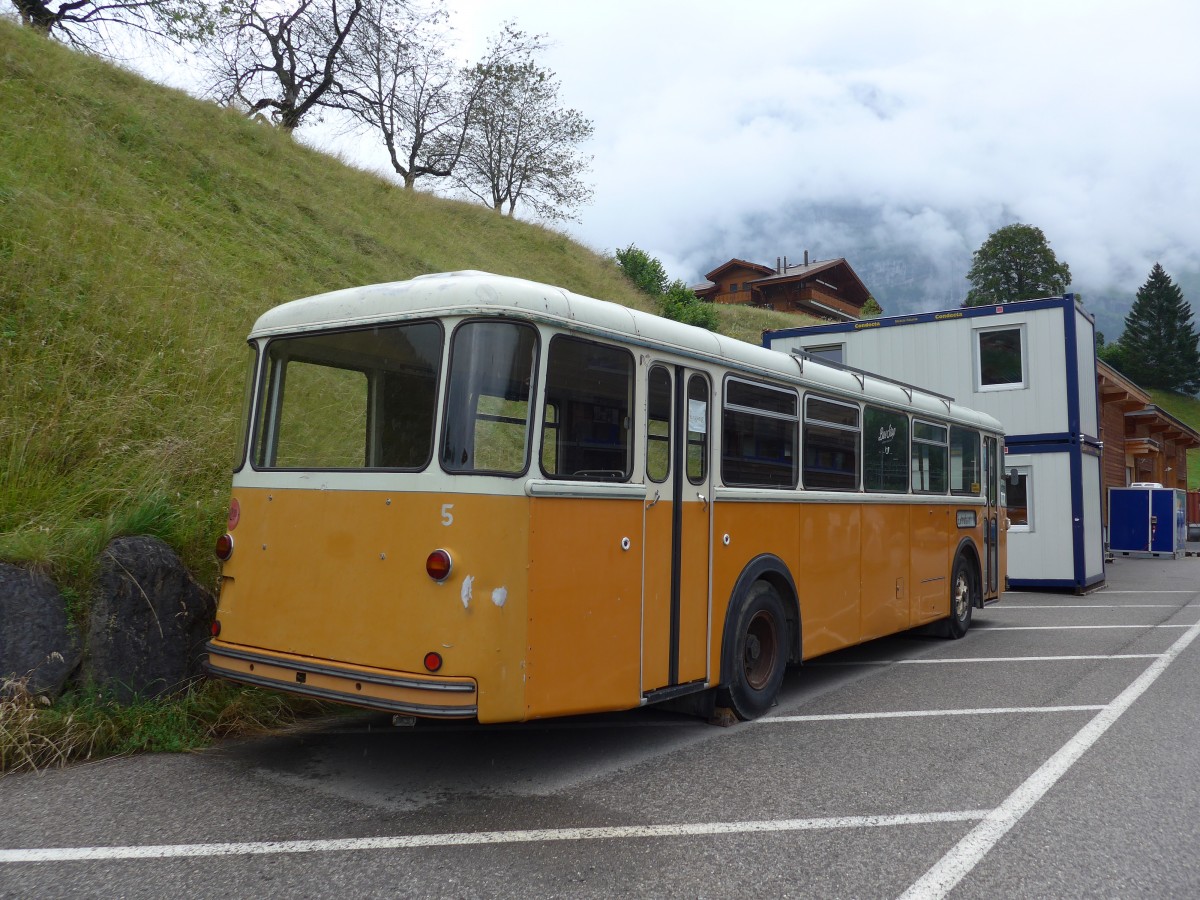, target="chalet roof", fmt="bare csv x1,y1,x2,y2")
703,258,776,281
1125,405,1200,449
